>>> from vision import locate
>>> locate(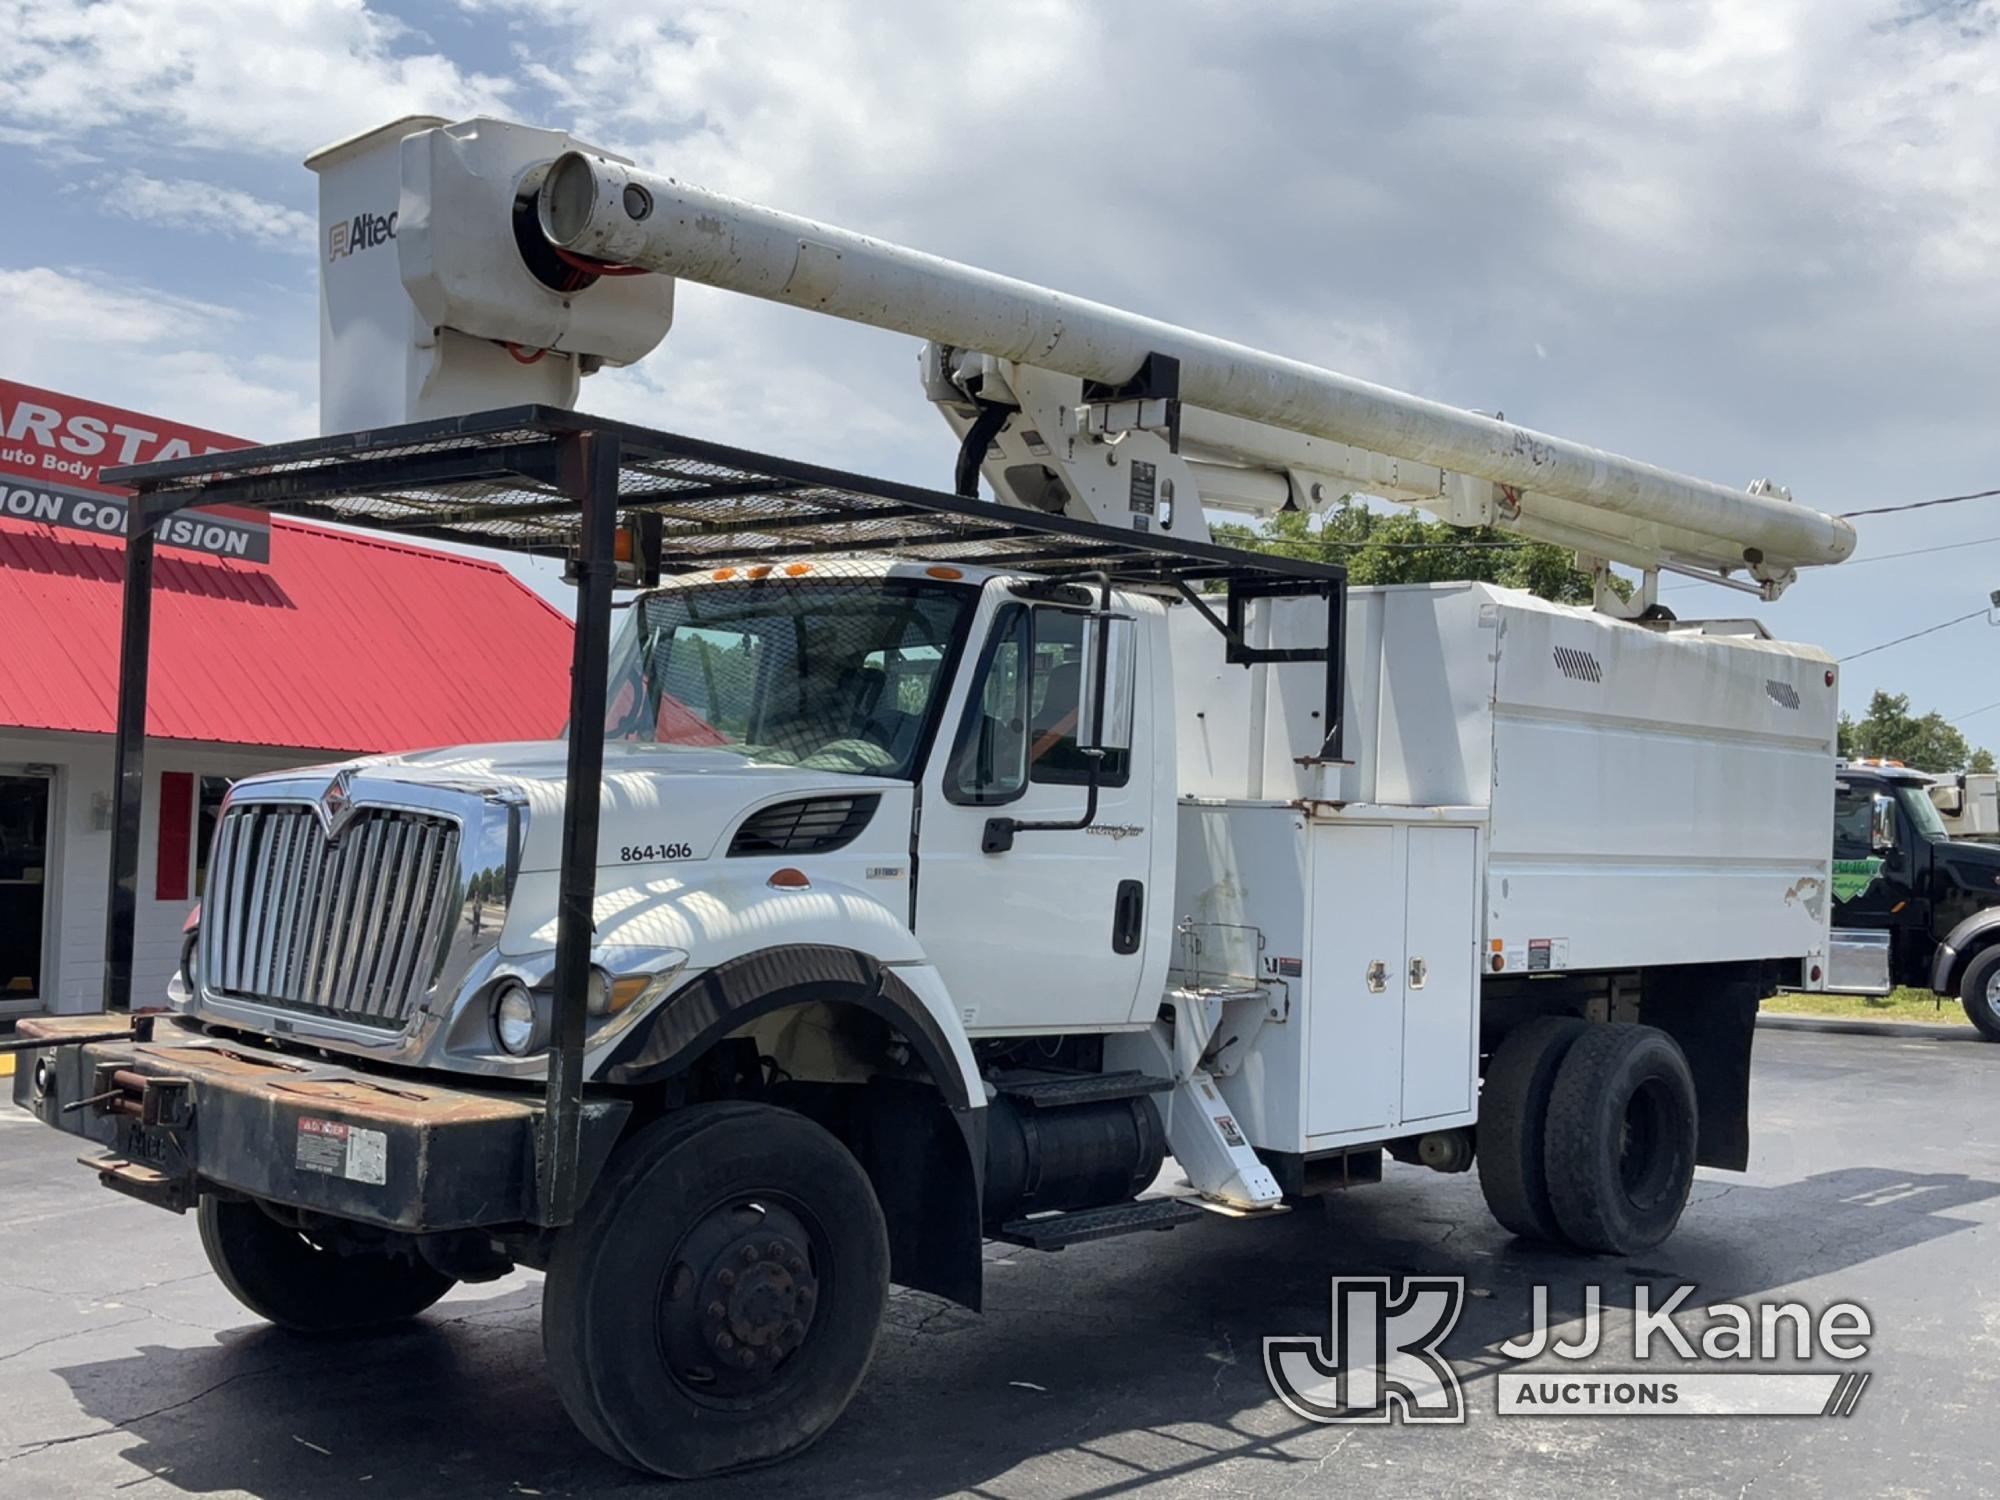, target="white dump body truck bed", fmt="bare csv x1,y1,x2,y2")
1174,581,1838,974
1162,582,1836,1156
